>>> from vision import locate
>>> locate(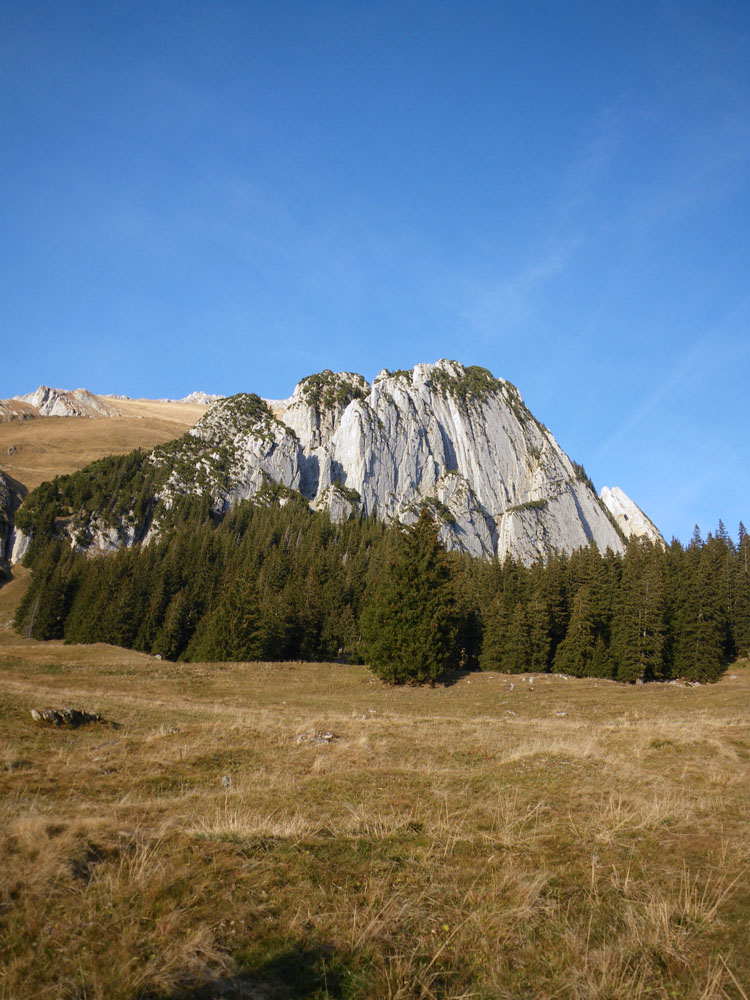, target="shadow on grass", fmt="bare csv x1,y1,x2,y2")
439,668,472,688
152,943,357,999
